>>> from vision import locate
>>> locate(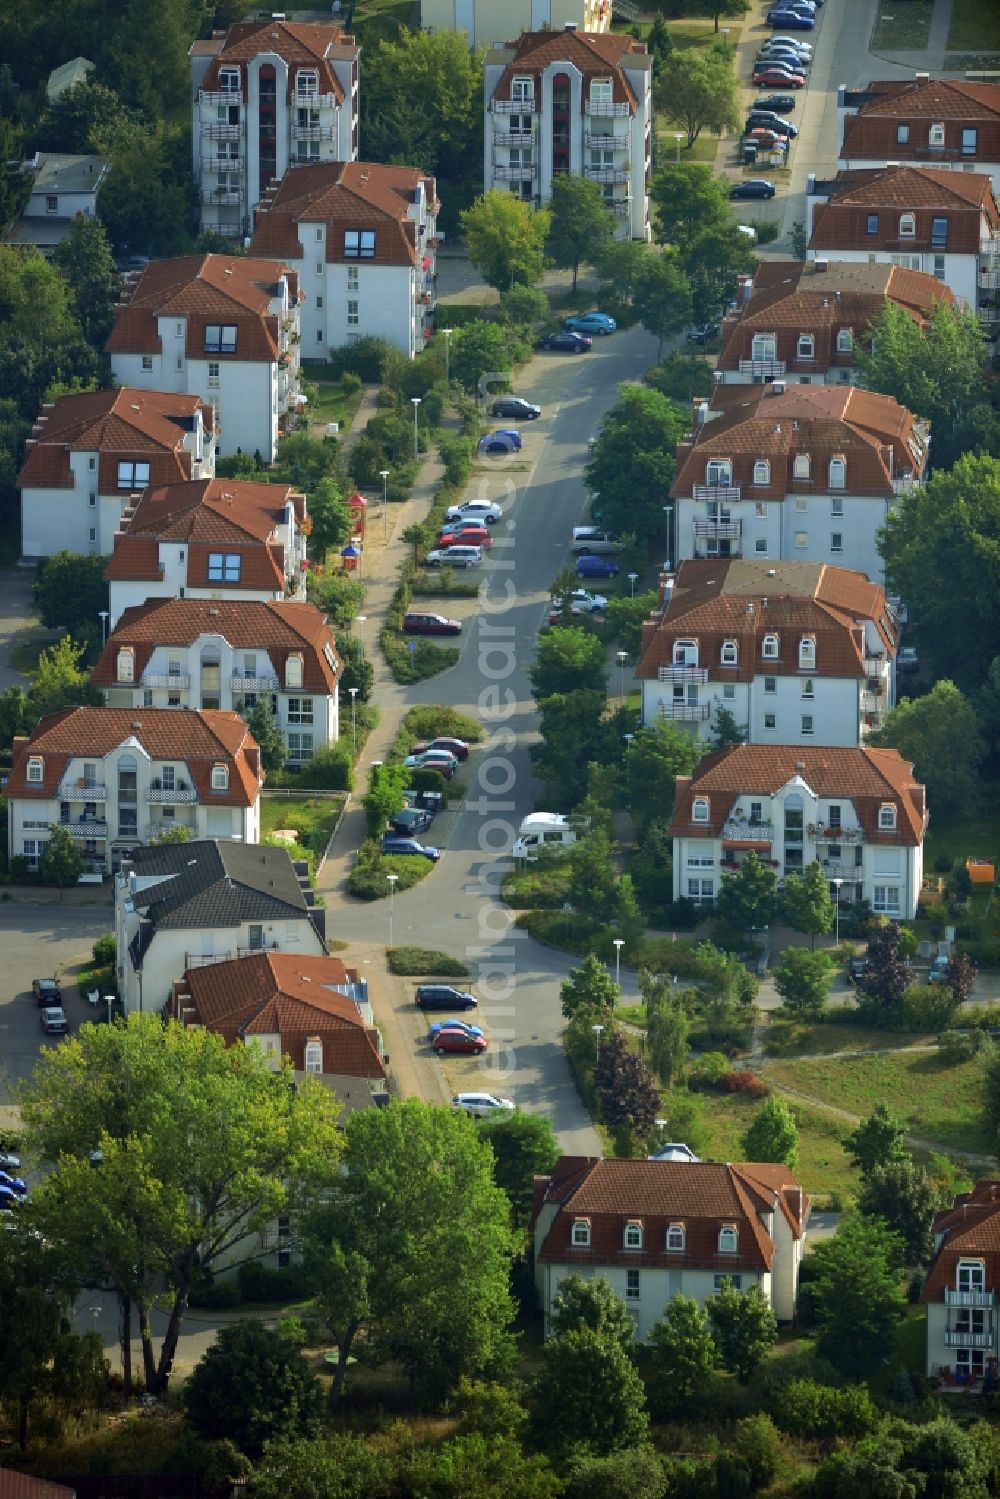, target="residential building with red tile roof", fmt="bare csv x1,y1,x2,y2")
17,388,215,561
190,17,358,240
837,76,1000,194
671,383,928,584
423,0,611,50
7,708,264,877
483,30,652,242
636,559,898,746
532,1156,809,1335
167,951,388,1119
93,597,341,769
104,477,309,627
106,255,302,463
922,1179,1000,1384
0,1472,75,1499
251,161,439,357
717,259,955,388
806,165,1000,342
668,743,927,918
